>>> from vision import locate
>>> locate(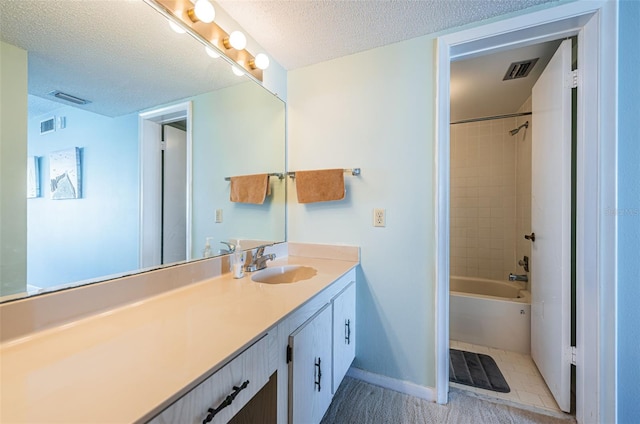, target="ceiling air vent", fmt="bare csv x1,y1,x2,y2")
503,58,539,80
48,90,90,105
40,117,55,135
